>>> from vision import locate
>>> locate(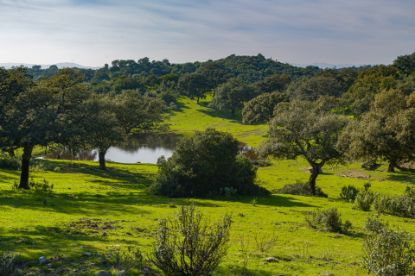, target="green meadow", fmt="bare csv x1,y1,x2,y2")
1,97,414,275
